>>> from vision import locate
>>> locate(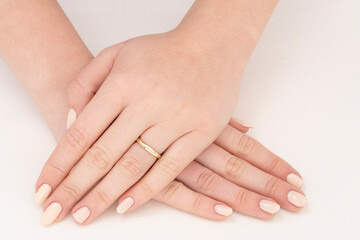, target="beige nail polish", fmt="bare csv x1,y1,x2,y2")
73,207,90,224
259,200,280,214
233,118,254,128
35,184,52,205
66,108,76,129
42,202,62,225
287,191,307,207
287,173,304,188
214,205,233,216
116,197,134,214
